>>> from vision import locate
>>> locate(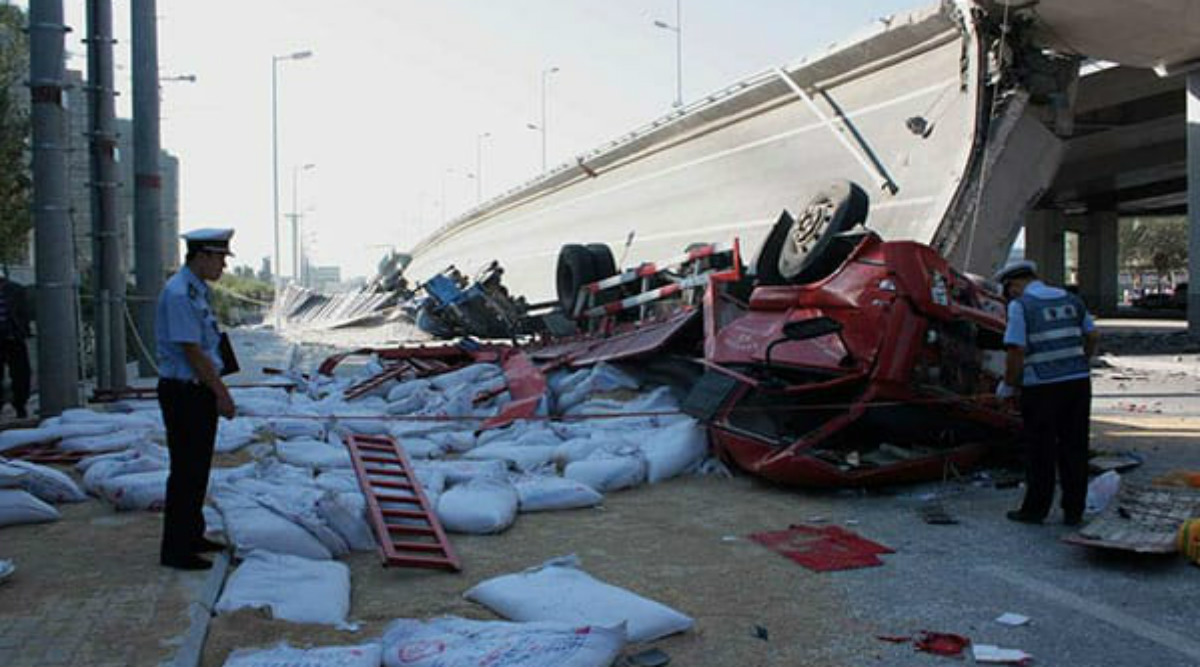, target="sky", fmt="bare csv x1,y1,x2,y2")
16,0,921,279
